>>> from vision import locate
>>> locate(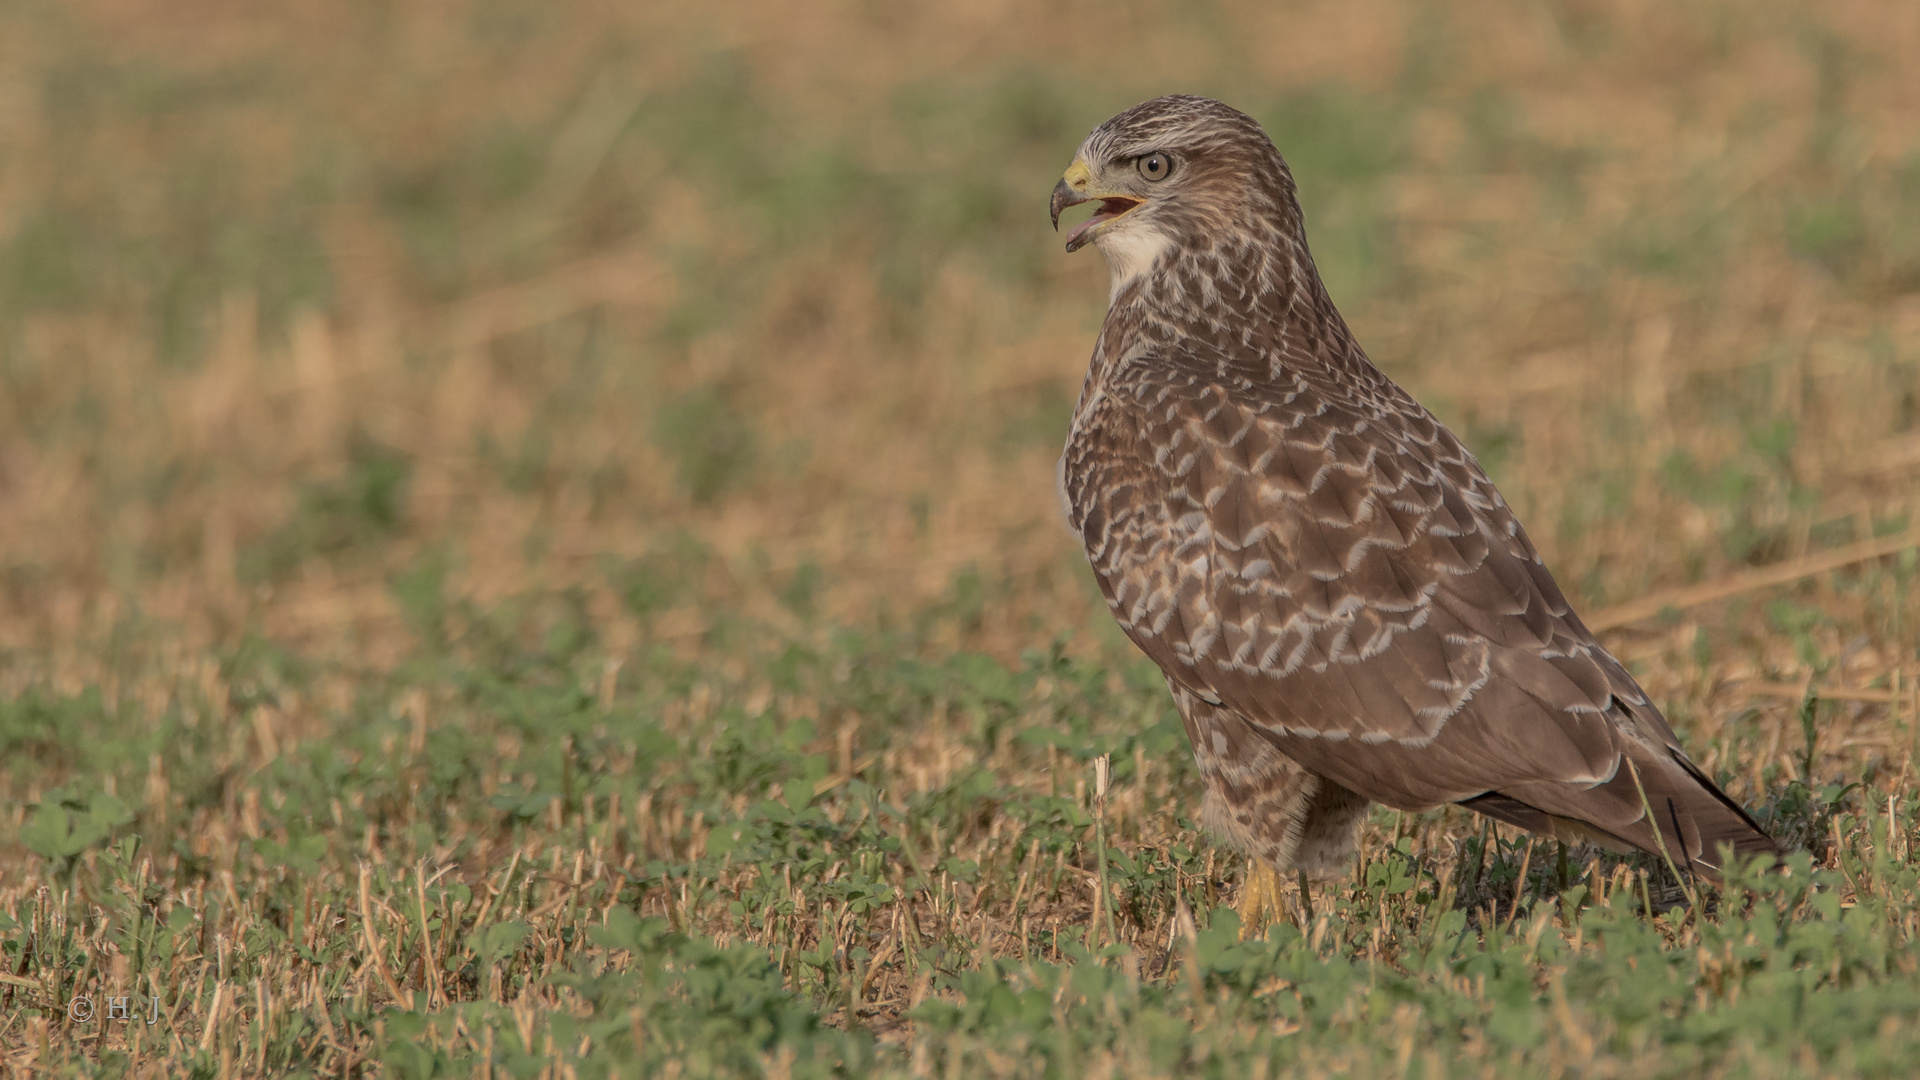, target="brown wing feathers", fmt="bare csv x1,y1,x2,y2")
1065,346,1779,880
